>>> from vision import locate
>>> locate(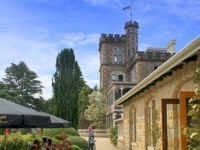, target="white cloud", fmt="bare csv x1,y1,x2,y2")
0,32,100,99
59,33,99,48
85,78,99,88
